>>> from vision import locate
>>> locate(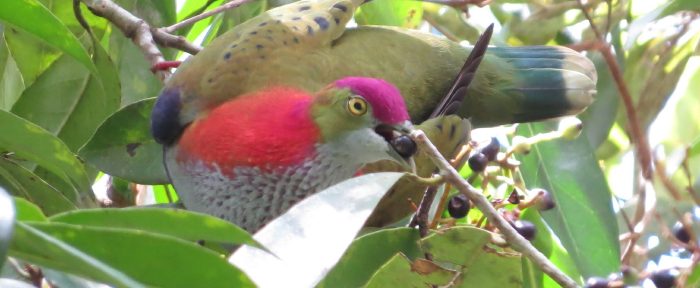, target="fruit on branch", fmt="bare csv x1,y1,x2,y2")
534,188,556,211
151,0,597,231
511,220,536,241
447,194,470,219
584,277,610,288
480,137,501,161
649,269,678,288
468,152,488,173
672,221,691,244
